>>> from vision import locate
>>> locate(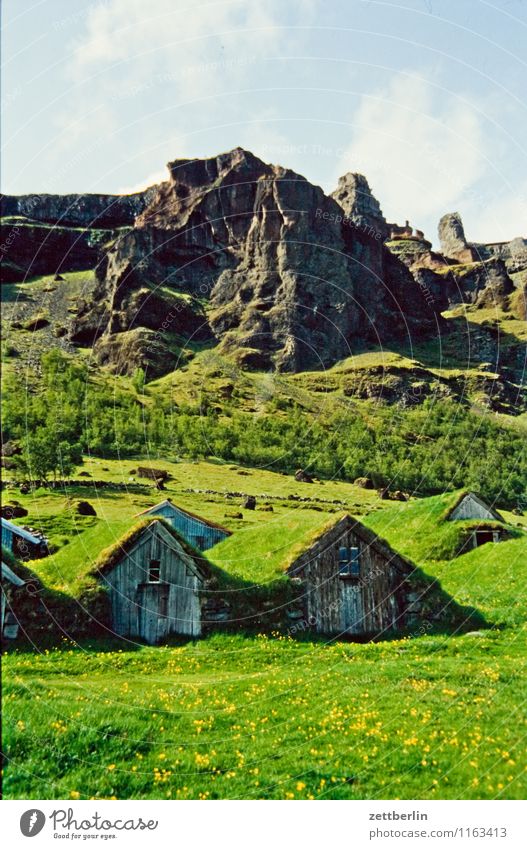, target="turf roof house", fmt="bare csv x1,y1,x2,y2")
286,514,428,636
136,499,231,551
95,518,211,644
1,518,48,560
446,491,506,548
